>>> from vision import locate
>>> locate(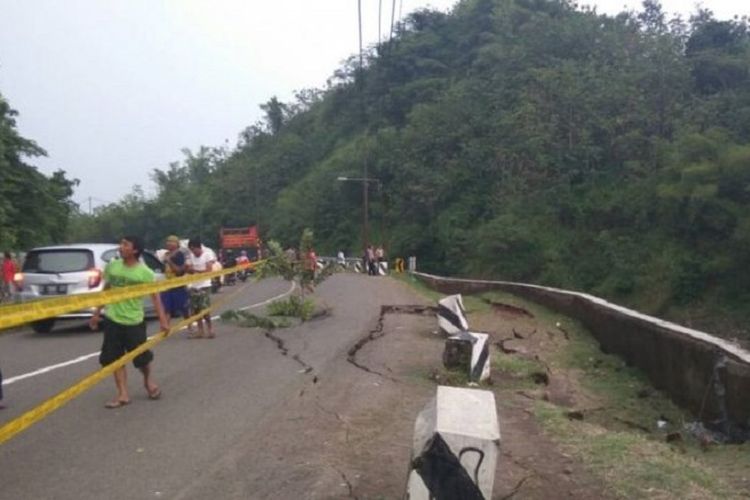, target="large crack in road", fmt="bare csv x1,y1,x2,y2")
264,329,314,373
346,304,437,381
